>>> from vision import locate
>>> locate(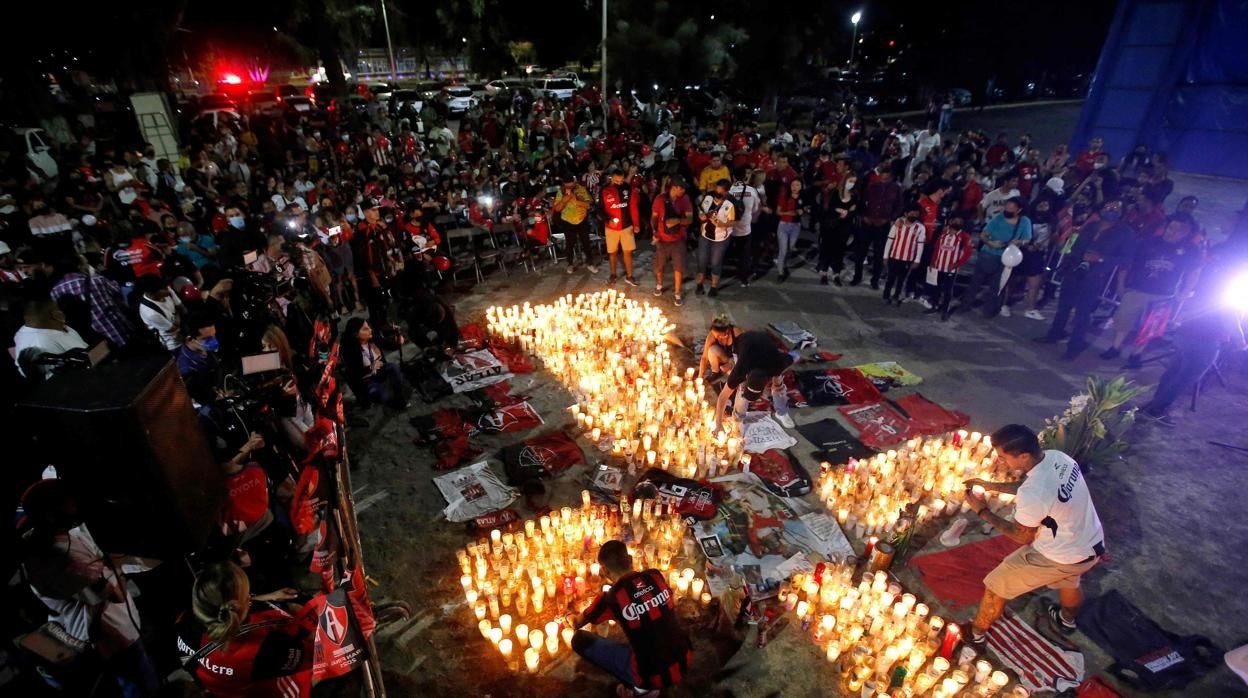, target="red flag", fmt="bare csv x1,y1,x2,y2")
893,393,970,435
490,341,534,374
467,401,543,434
838,401,919,448
499,429,586,483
